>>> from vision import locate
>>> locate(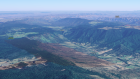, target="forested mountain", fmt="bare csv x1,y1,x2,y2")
64,22,140,56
